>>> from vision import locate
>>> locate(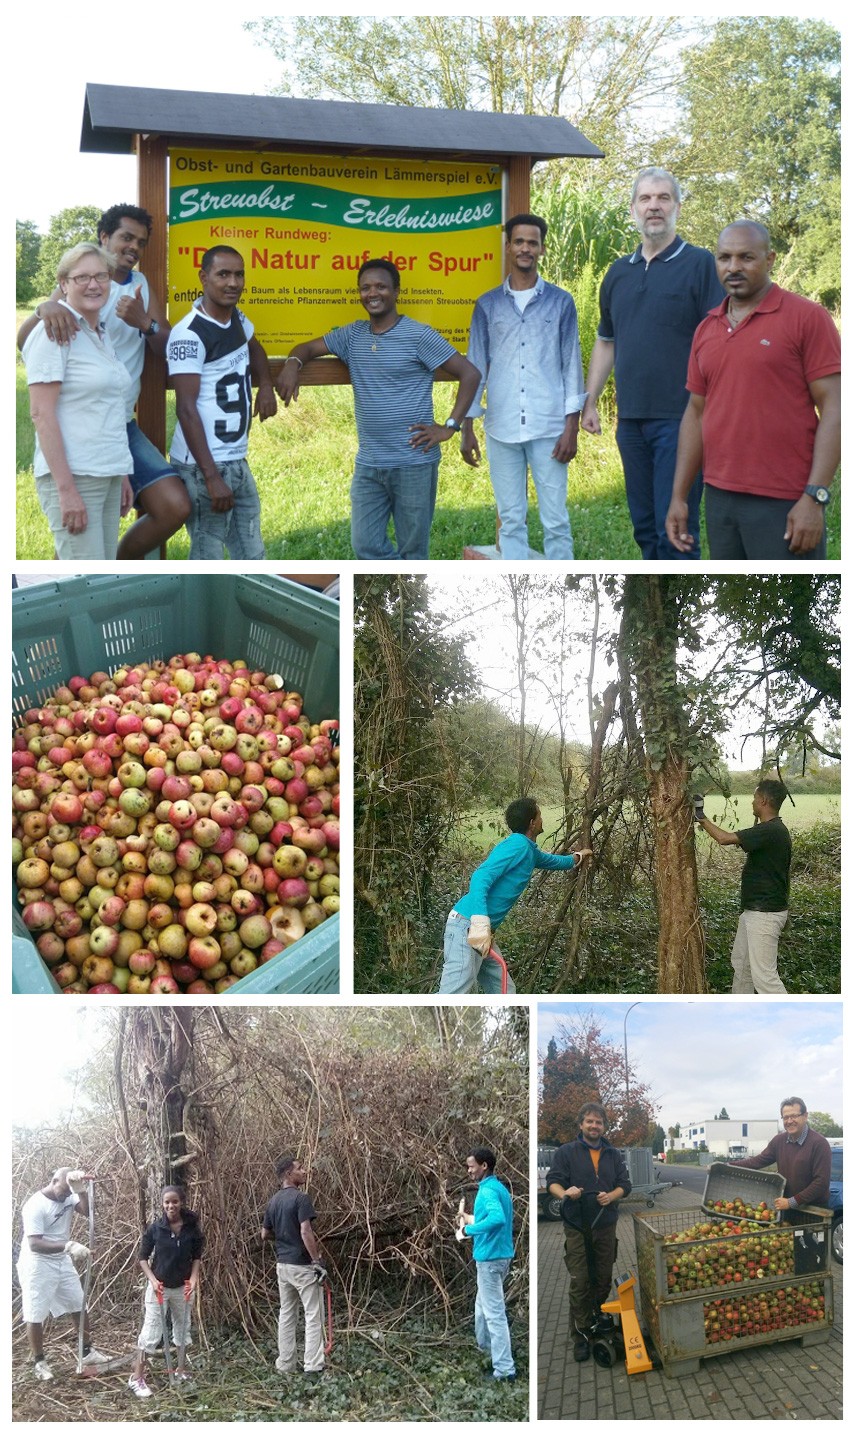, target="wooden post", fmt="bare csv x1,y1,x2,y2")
136,135,168,458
